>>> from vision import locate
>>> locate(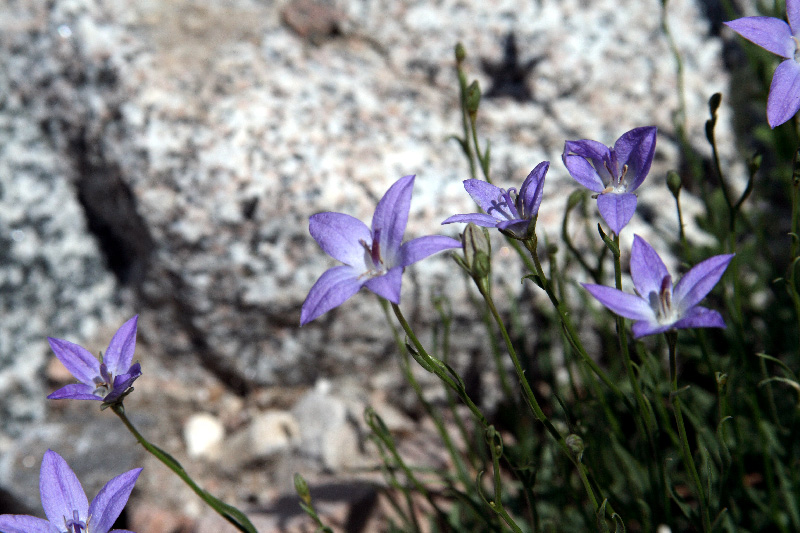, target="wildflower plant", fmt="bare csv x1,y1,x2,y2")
0,450,141,533
20,2,800,532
